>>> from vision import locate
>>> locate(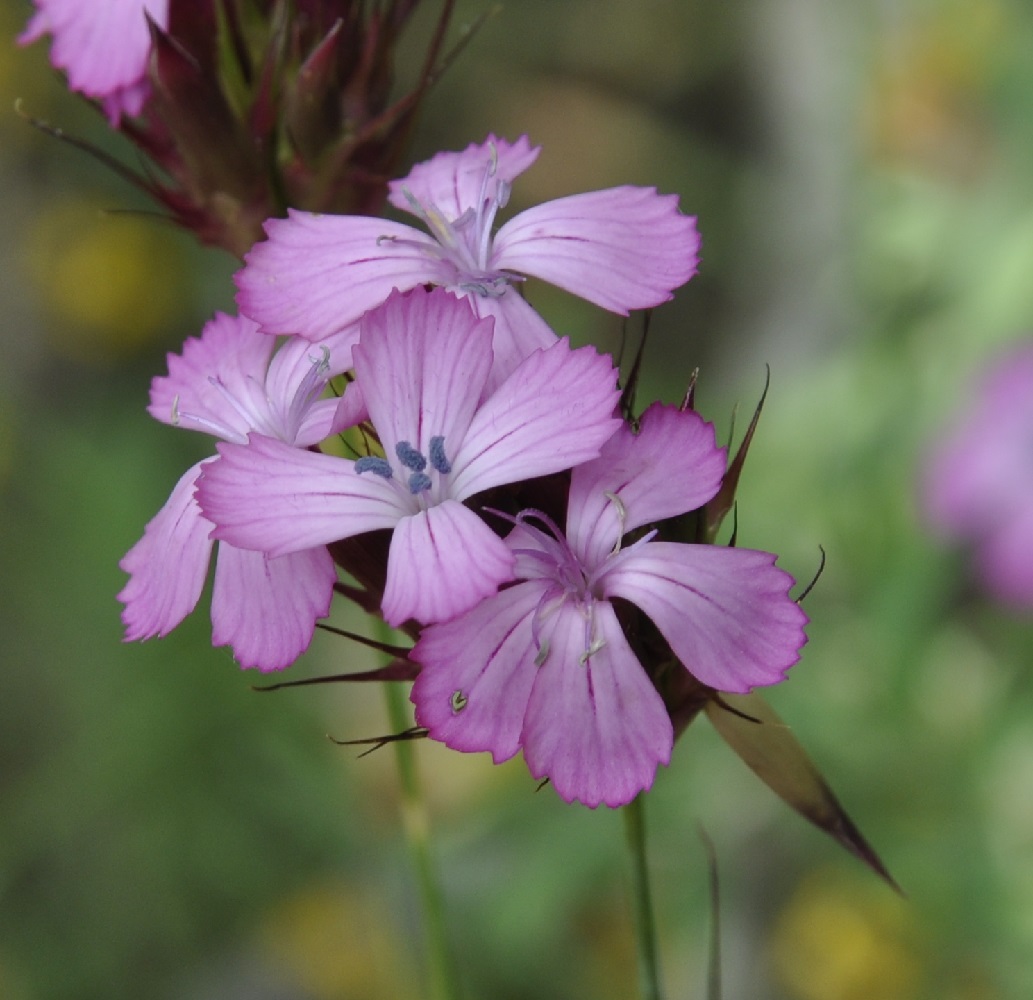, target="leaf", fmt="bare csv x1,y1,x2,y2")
704,367,769,541
705,691,900,891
